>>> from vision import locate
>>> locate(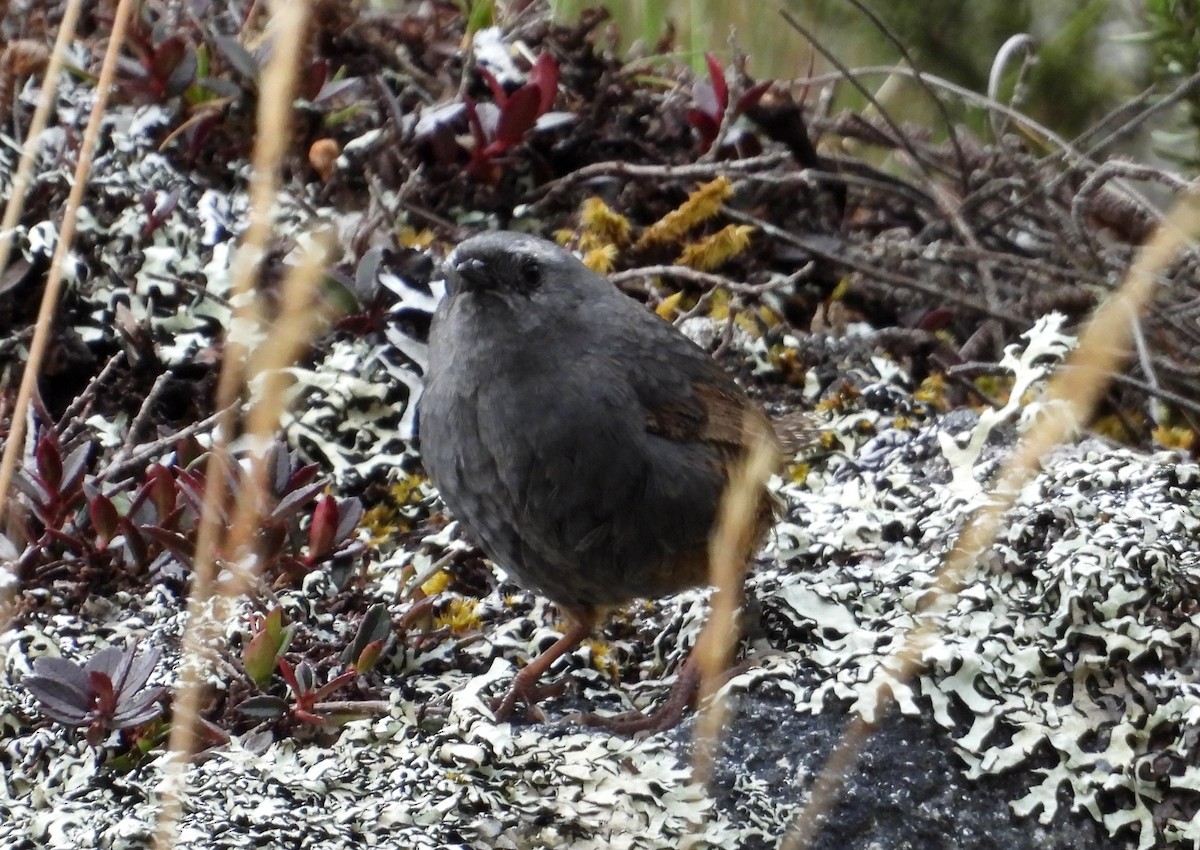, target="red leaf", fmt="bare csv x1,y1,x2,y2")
140,525,196,566
145,465,176,525
88,492,119,545
162,44,198,98
334,497,363,546
308,495,338,559
686,108,719,150
736,80,772,116
311,669,358,703
529,52,558,115
277,656,300,694
211,33,259,81
283,461,321,495
300,58,329,101
120,518,150,569
61,443,89,494
916,308,955,332
35,436,62,493
88,671,116,716
342,603,391,668
151,36,187,82
489,84,541,152
270,477,325,523
238,694,288,720
705,52,728,116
